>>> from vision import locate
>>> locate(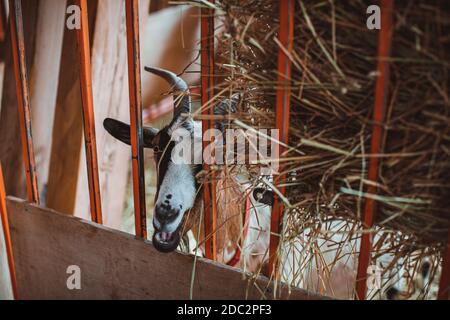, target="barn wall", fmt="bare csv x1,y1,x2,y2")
72,0,149,227
45,0,98,215
29,0,67,201
0,0,39,199
6,197,323,300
